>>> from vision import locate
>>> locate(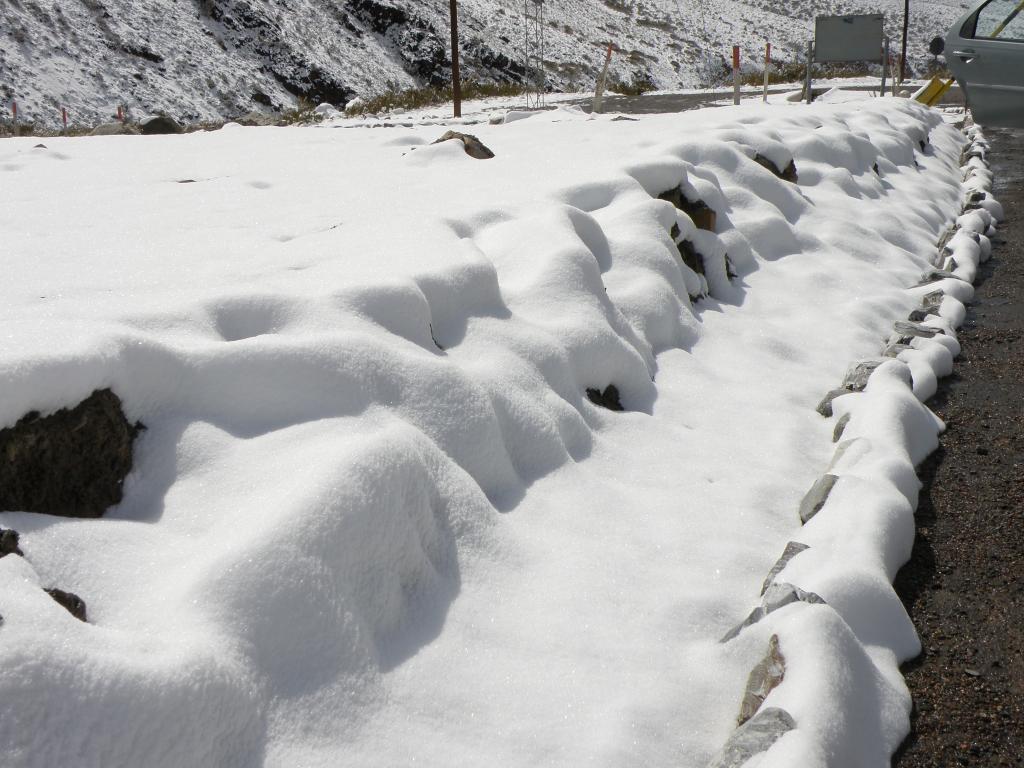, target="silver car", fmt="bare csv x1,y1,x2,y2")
947,0,1024,126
